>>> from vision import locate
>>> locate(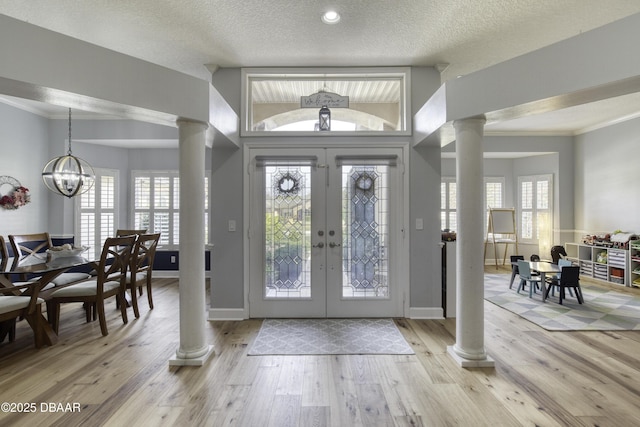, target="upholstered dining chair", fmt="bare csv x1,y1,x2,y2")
0,280,45,346
48,235,135,337
8,232,91,287
126,233,160,318
516,260,542,298
1,236,46,346
545,265,583,305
